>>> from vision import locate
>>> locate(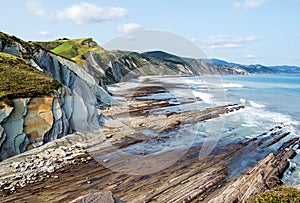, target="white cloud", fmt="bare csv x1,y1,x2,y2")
204,35,260,45
56,2,128,25
203,35,260,50
25,0,46,17
232,0,271,9
38,31,53,37
209,44,242,49
117,23,142,33
244,54,255,59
